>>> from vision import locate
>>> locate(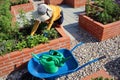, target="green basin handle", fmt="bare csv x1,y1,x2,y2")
31,53,40,60
49,49,63,56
